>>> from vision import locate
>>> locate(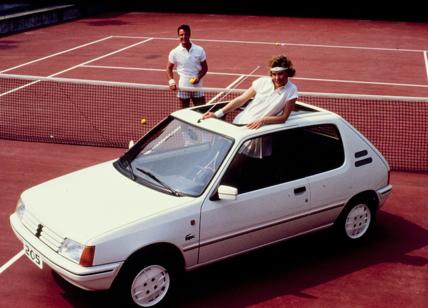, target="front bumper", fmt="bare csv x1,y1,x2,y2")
10,213,123,291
